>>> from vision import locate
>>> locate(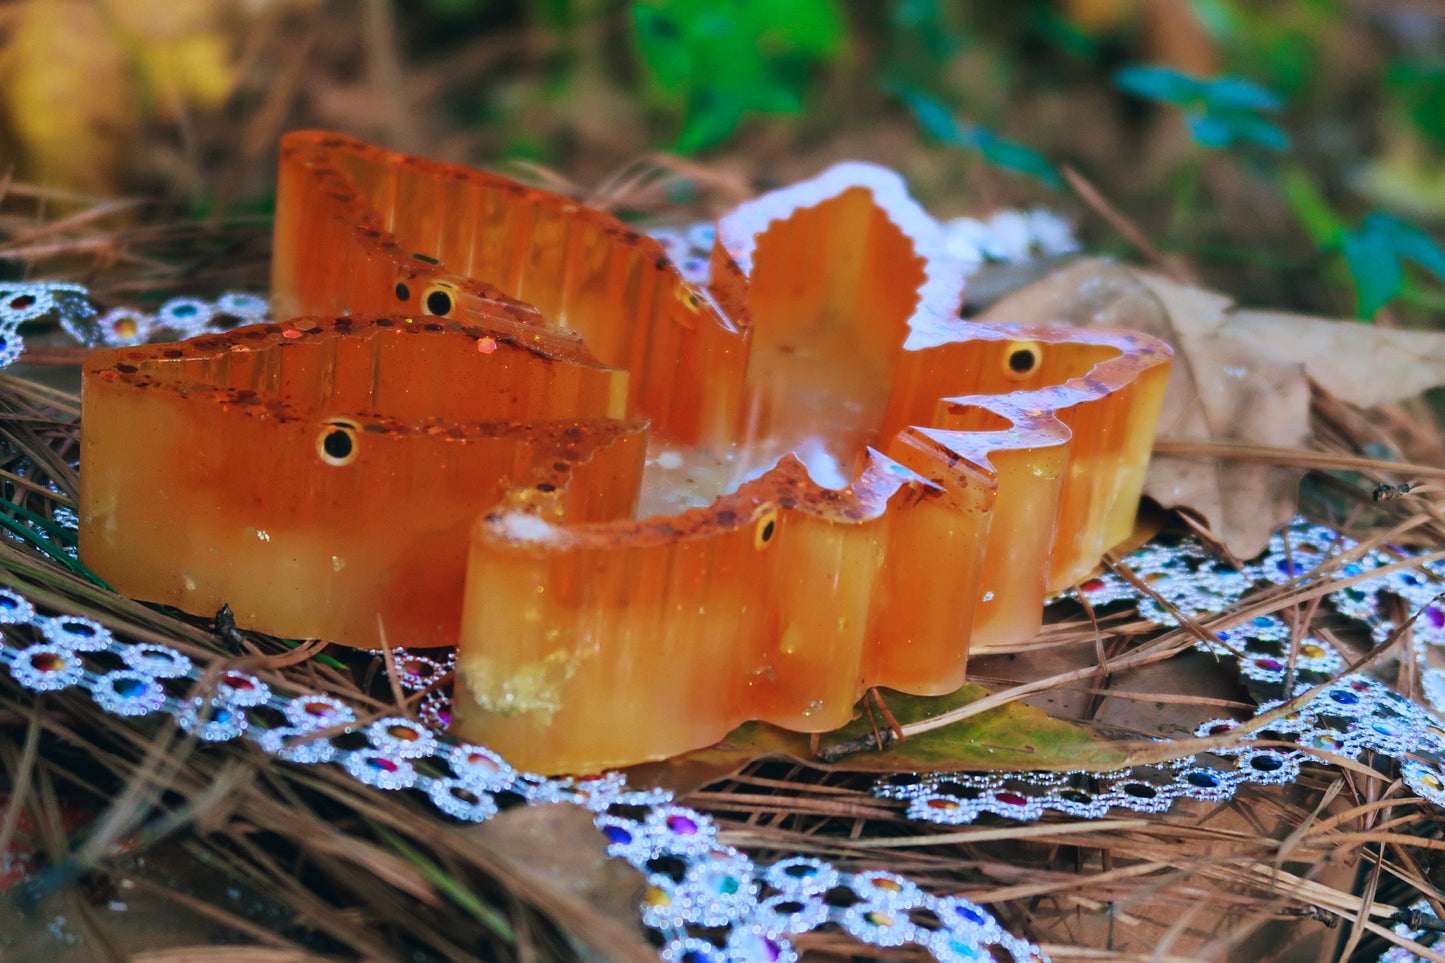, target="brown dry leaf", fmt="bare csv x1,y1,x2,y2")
979,259,1307,558
1220,309,1445,408
986,259,1445,556
464,805,655,962
1129,267,1312,558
